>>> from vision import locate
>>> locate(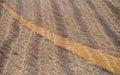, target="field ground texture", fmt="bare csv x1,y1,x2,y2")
0,0,120,75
